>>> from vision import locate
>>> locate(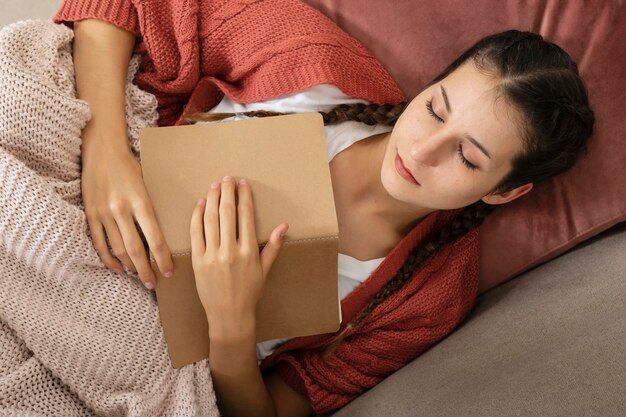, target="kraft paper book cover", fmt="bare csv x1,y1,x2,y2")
139,112,342,368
